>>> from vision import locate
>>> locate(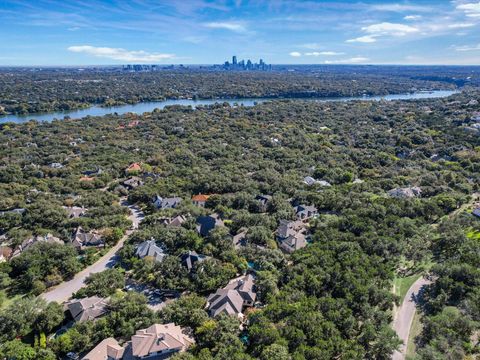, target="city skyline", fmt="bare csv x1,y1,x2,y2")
1,0,480,66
